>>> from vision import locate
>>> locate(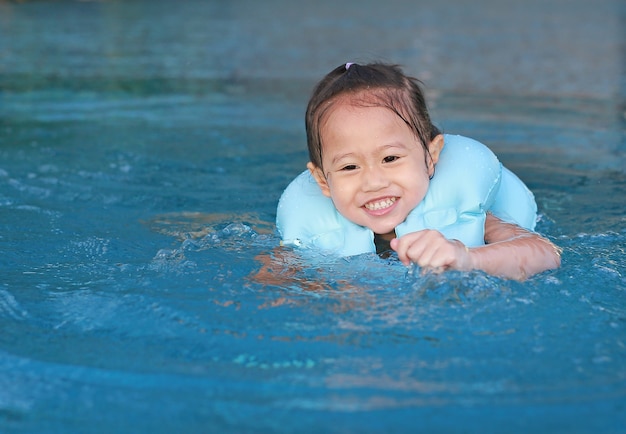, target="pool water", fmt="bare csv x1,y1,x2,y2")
1,1,625,433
